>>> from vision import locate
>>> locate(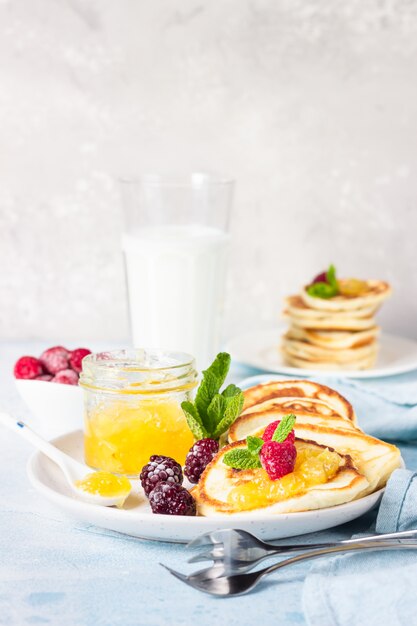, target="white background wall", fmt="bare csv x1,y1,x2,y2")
1,0,417,343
